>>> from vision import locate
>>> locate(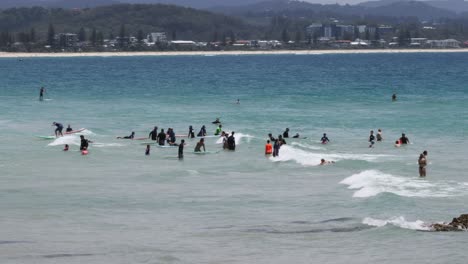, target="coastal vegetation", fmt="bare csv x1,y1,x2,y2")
1,2,468,51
